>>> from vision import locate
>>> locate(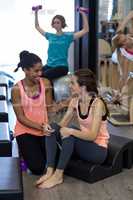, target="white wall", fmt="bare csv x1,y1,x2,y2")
0,0,74,72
